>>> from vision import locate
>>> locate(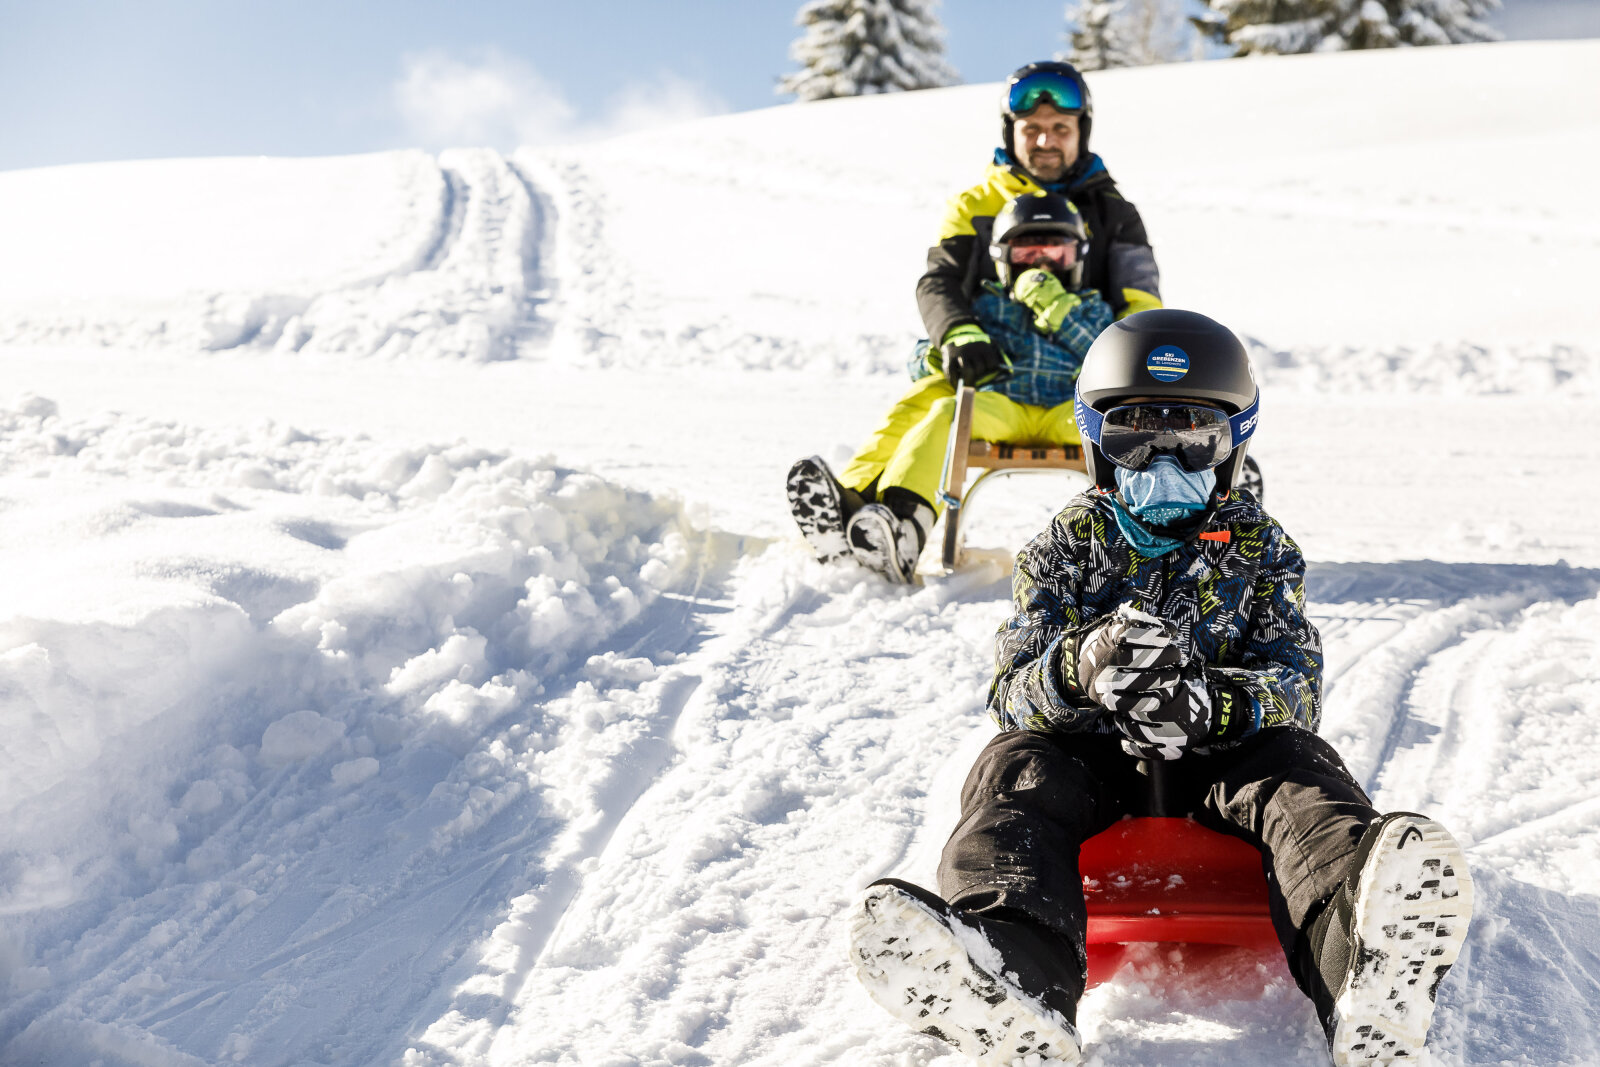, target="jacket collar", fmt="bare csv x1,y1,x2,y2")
992,149,1111,194
1086,487,1262,557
